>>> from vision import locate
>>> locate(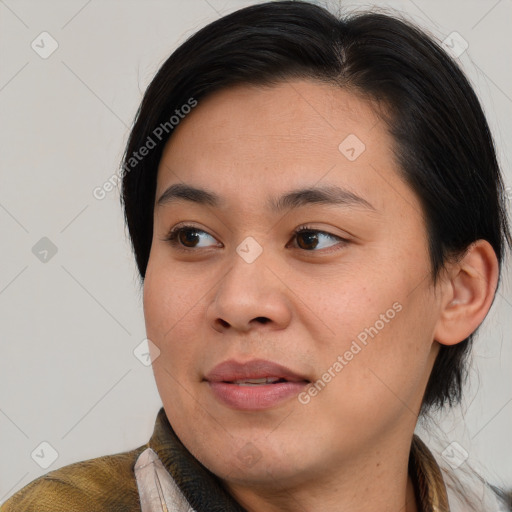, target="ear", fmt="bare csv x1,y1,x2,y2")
434,240,499,346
